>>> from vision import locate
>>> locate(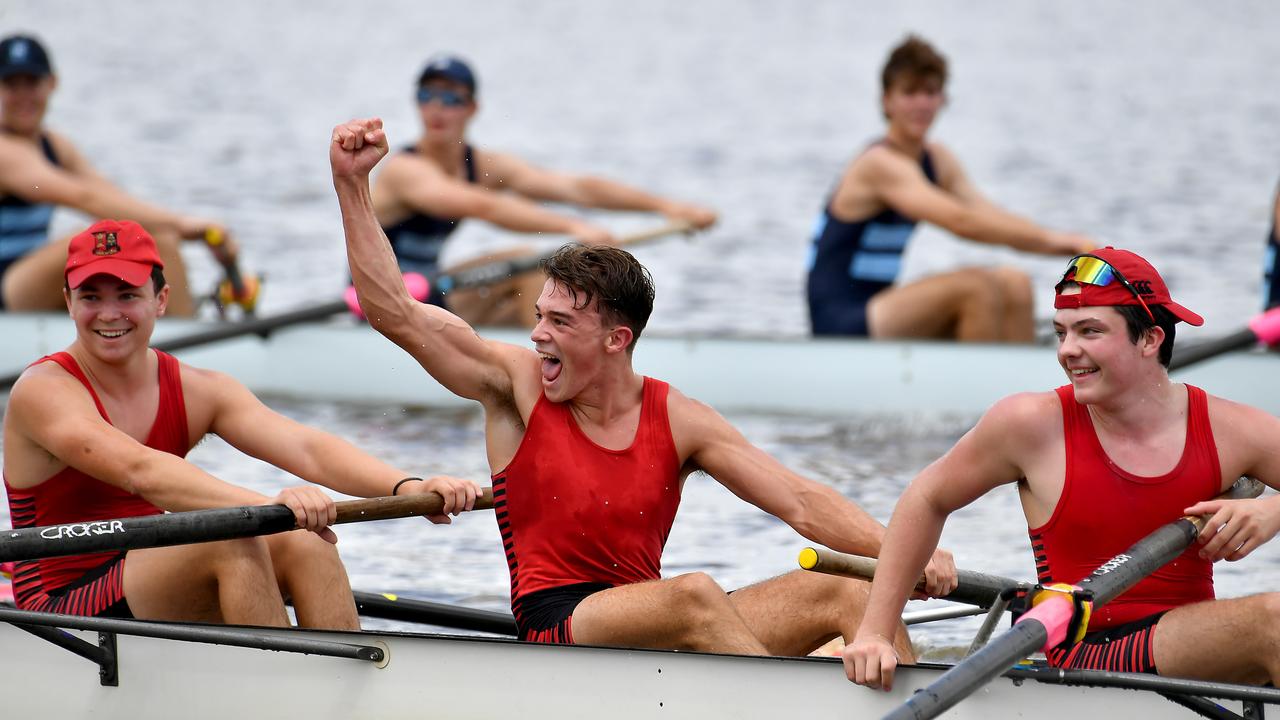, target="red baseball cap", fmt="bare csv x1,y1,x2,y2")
65,220,164,289
1054,247,1203,326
